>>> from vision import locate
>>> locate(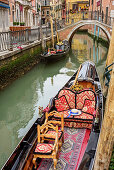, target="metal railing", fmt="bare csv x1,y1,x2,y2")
0,26,53,52
0,20,65,52
65,11,114,26
0,11,113,52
